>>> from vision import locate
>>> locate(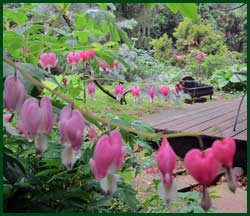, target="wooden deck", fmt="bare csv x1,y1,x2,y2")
142,97,247,141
